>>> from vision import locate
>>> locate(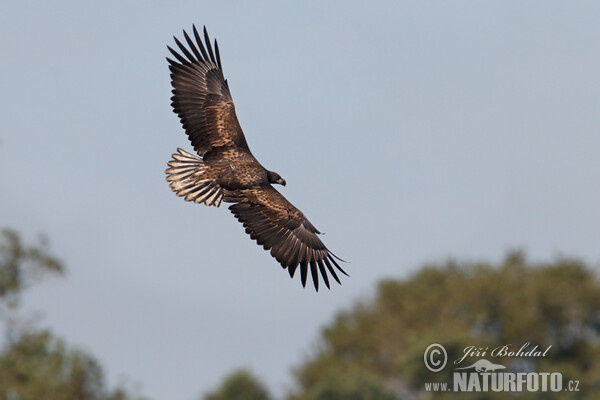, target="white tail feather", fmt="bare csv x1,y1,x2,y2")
165,148,223,207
